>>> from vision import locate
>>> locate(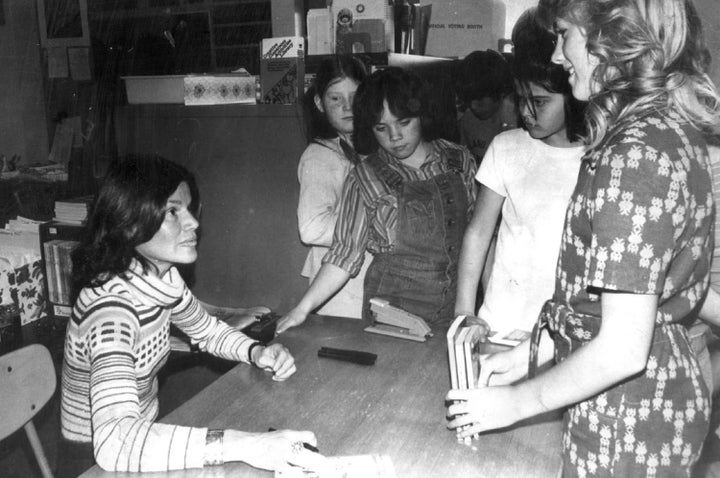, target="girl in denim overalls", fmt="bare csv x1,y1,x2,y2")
278,67,477,333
